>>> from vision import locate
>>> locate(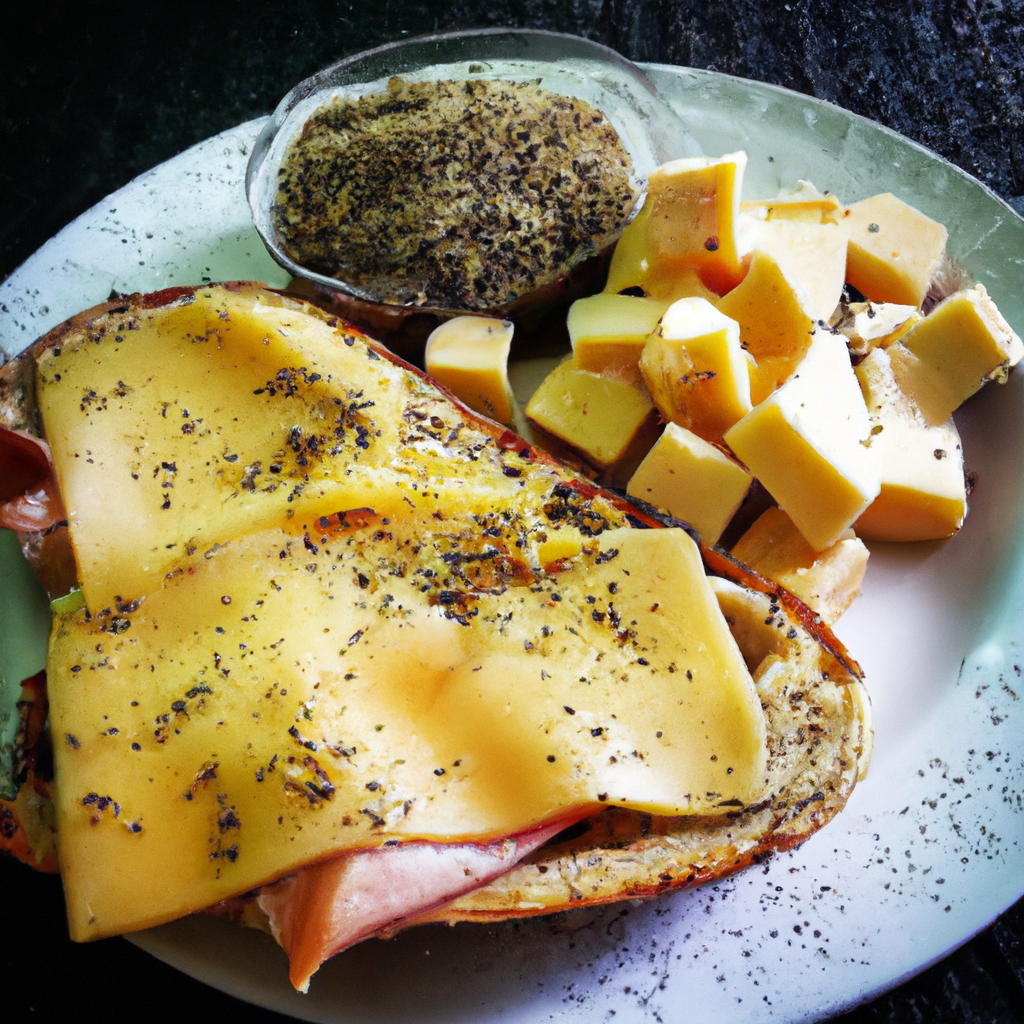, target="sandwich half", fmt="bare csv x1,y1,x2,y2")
0,283,871,991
